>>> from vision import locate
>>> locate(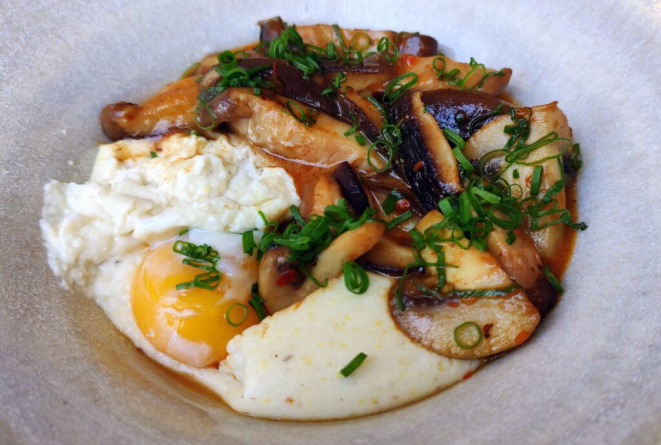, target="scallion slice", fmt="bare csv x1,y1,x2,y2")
342,261,369,294
453,322,483,349
386,210,413,230
530,165,544,196
543,266,564,293
242,230,255,255
340,352,367,377
225,303,249,327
